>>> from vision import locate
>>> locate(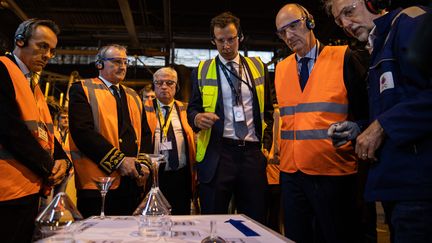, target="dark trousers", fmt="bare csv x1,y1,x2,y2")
266,184,282,233
77,176,141,218
281,171,362,243
387,200,432,243
159,165,191,215
0,193,39,243
199,140,267,223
